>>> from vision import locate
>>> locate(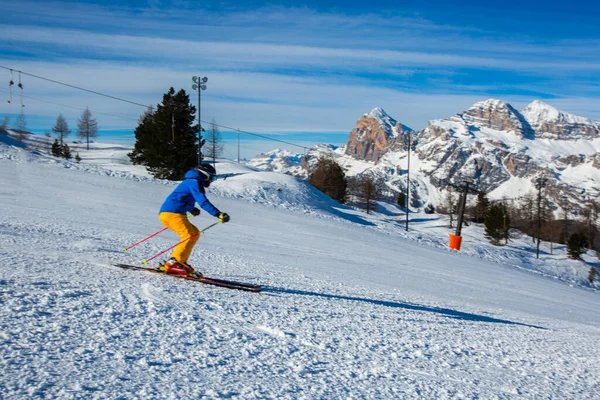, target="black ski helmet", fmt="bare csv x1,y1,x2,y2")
197,163,217,186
